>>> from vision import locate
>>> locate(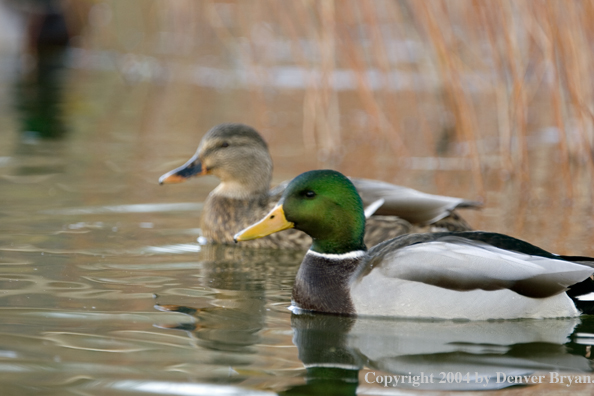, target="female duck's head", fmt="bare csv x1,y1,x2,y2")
159,123,273,197
235,170,367,254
